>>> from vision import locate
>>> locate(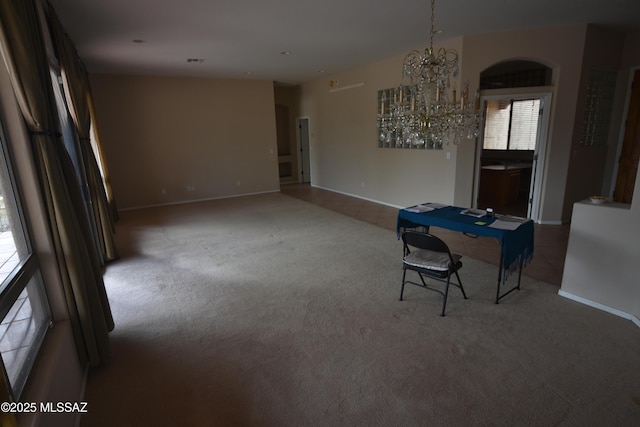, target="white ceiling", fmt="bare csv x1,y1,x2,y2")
49,0,640,85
